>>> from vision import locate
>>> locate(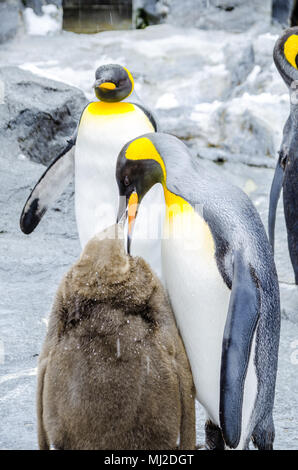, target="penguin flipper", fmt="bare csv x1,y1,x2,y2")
132,103,159,131
20,141,75,234
220,250,260,449
268,153,285,252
